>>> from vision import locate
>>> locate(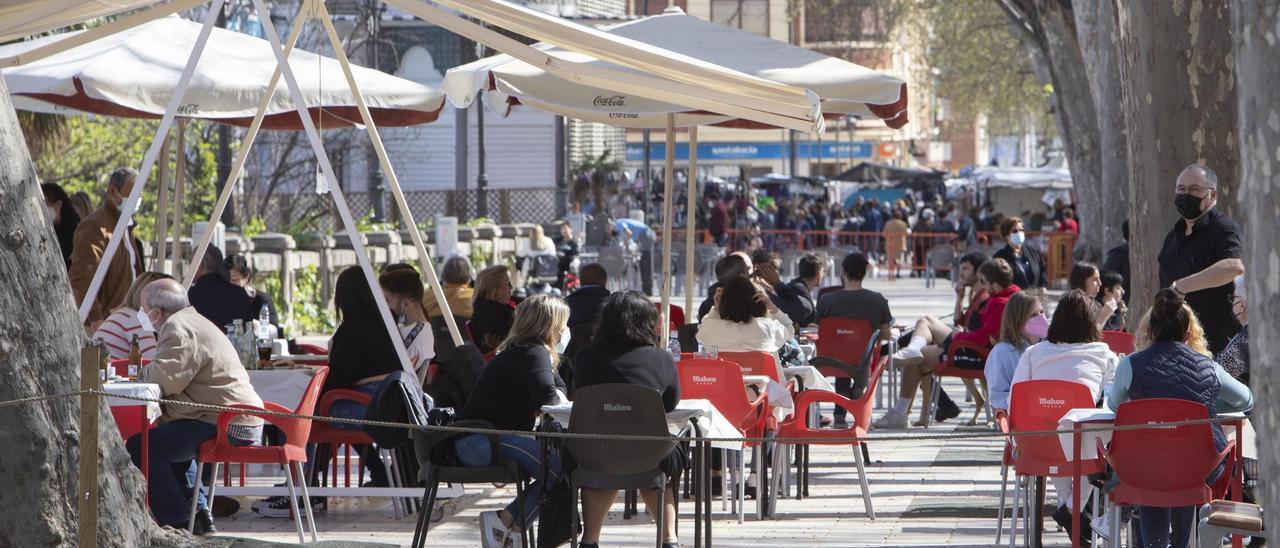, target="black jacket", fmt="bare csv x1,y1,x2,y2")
574,343,679,412
188,272,252,331
565,285,611,328
459,344,564,432
993,244,1047,289
785,278,817,327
